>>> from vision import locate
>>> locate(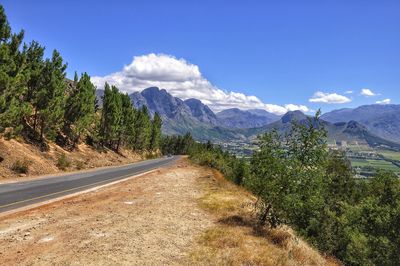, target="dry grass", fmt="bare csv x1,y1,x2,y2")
190,168,340,266
0,138,142,180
